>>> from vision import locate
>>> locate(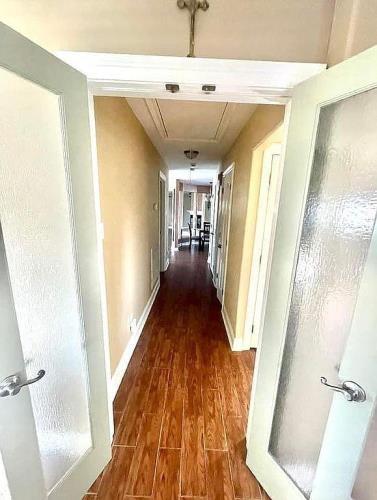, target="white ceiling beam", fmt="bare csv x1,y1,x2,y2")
56,52,326,104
